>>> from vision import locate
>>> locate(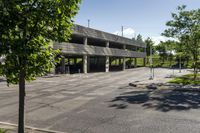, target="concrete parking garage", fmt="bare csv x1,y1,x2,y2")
54,25,146,74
